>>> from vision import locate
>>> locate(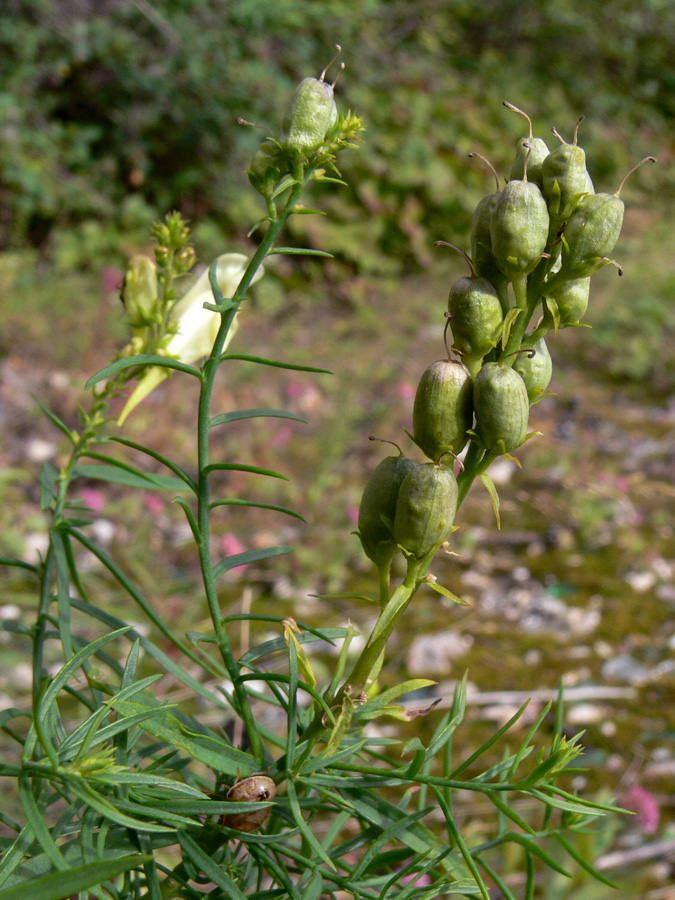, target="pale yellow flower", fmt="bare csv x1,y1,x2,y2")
118,253,263,424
